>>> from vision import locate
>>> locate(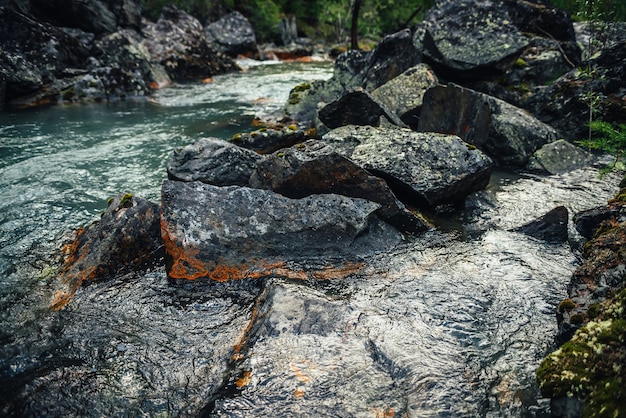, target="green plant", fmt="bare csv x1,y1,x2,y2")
576,121,626,175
